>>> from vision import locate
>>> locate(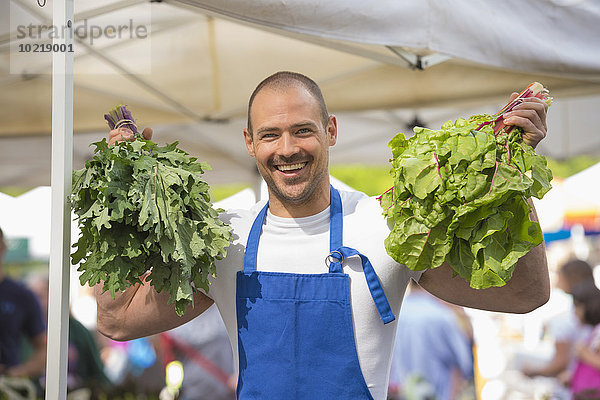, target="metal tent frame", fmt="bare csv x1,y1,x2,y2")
47,0,72,398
